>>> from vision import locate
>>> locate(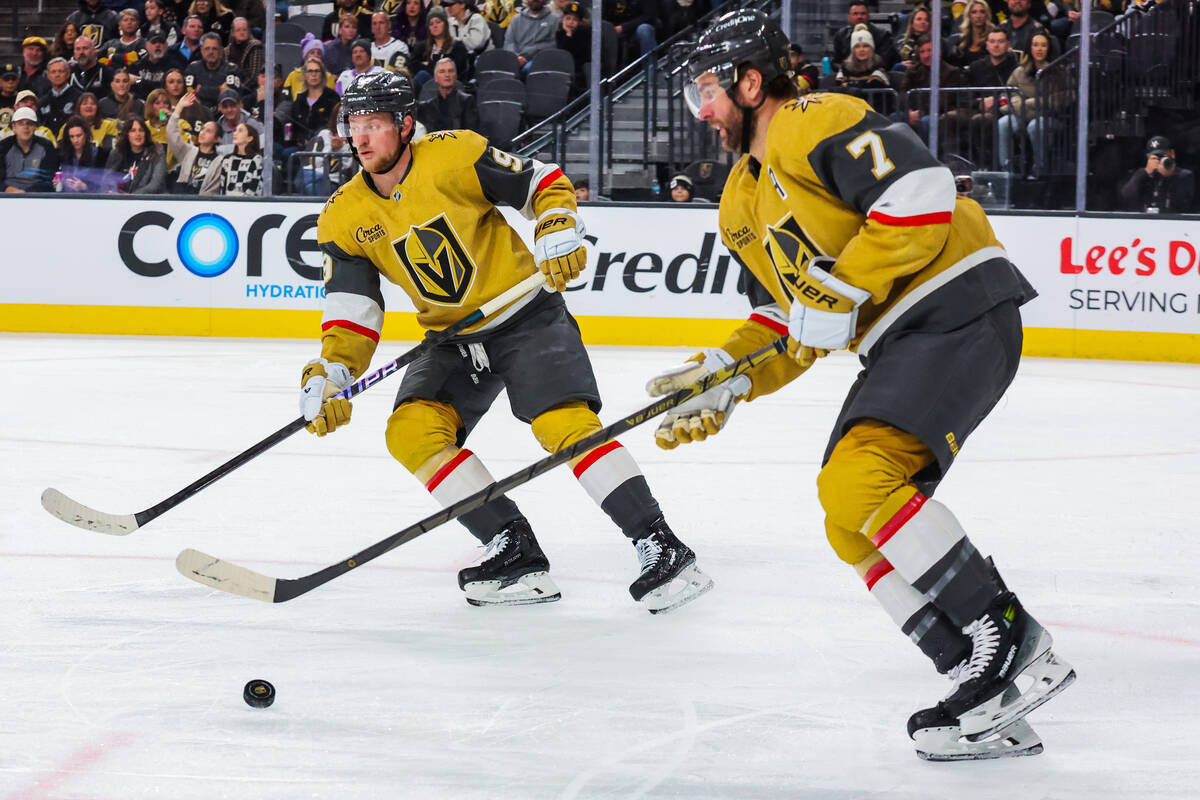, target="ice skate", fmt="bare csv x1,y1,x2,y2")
458,519,561,607
938,592,1076,741
629,519,713,614
909,684,1044,761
